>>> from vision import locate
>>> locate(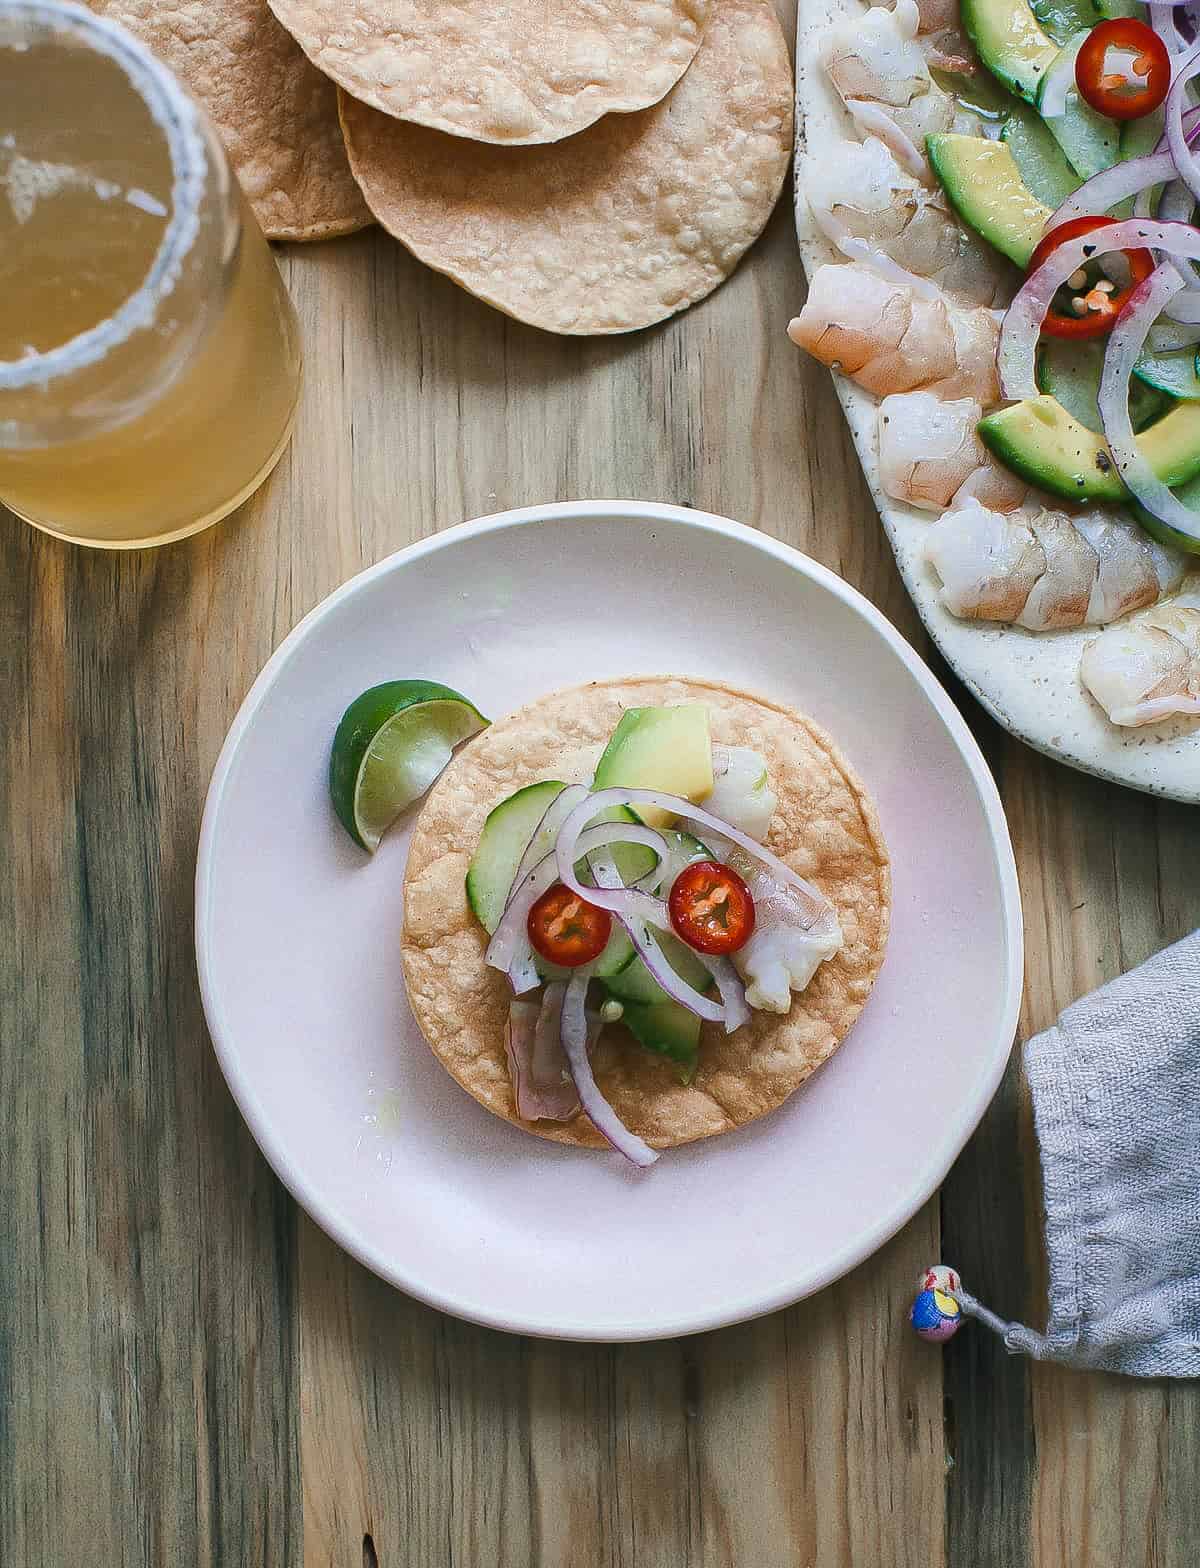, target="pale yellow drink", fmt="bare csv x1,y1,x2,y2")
0,2,302,547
